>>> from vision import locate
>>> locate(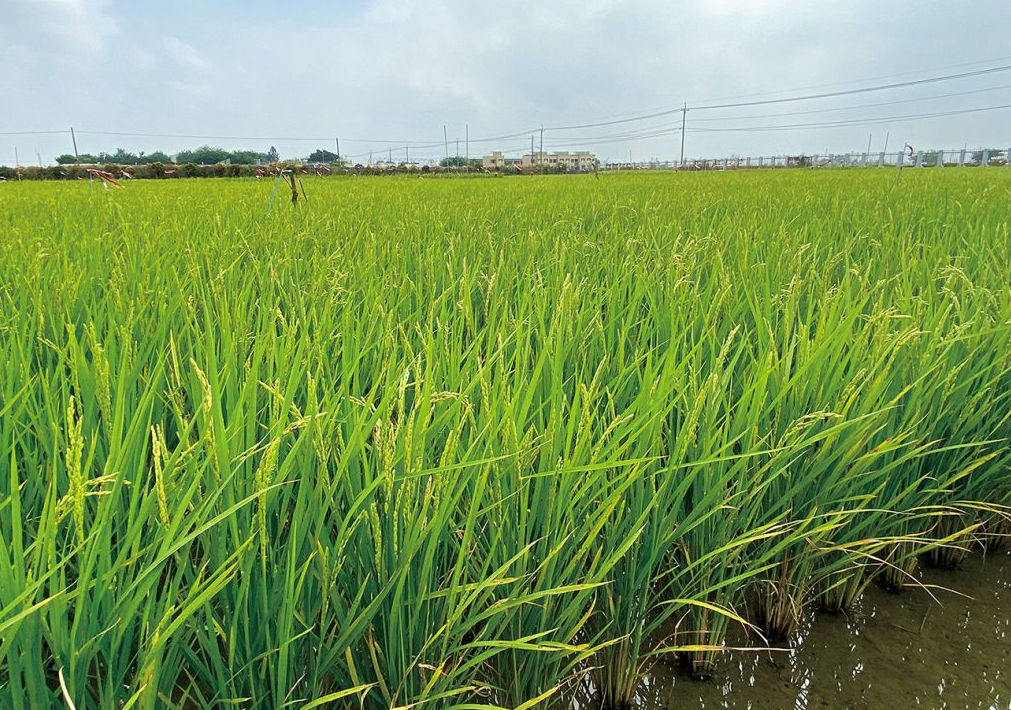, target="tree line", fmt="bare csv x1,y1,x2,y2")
50,146,489,168
54,145,288,166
